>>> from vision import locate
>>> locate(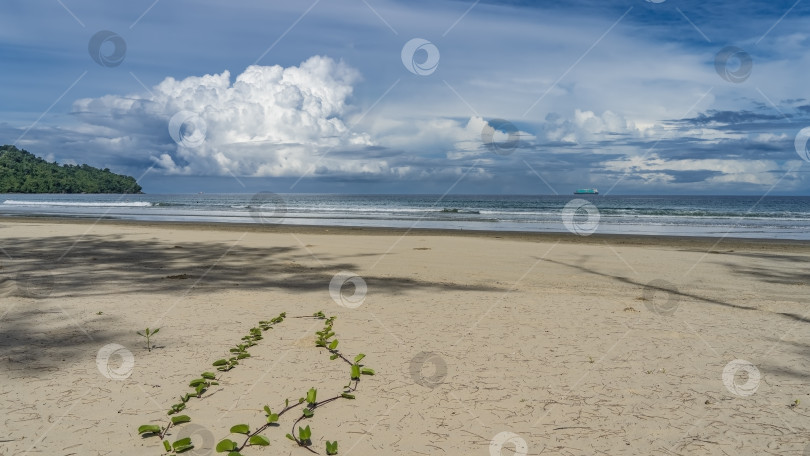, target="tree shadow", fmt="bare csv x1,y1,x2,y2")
0,304,122,372
676,249,810,286
0,234,503,298
0,234,504,370
540,257,810,324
